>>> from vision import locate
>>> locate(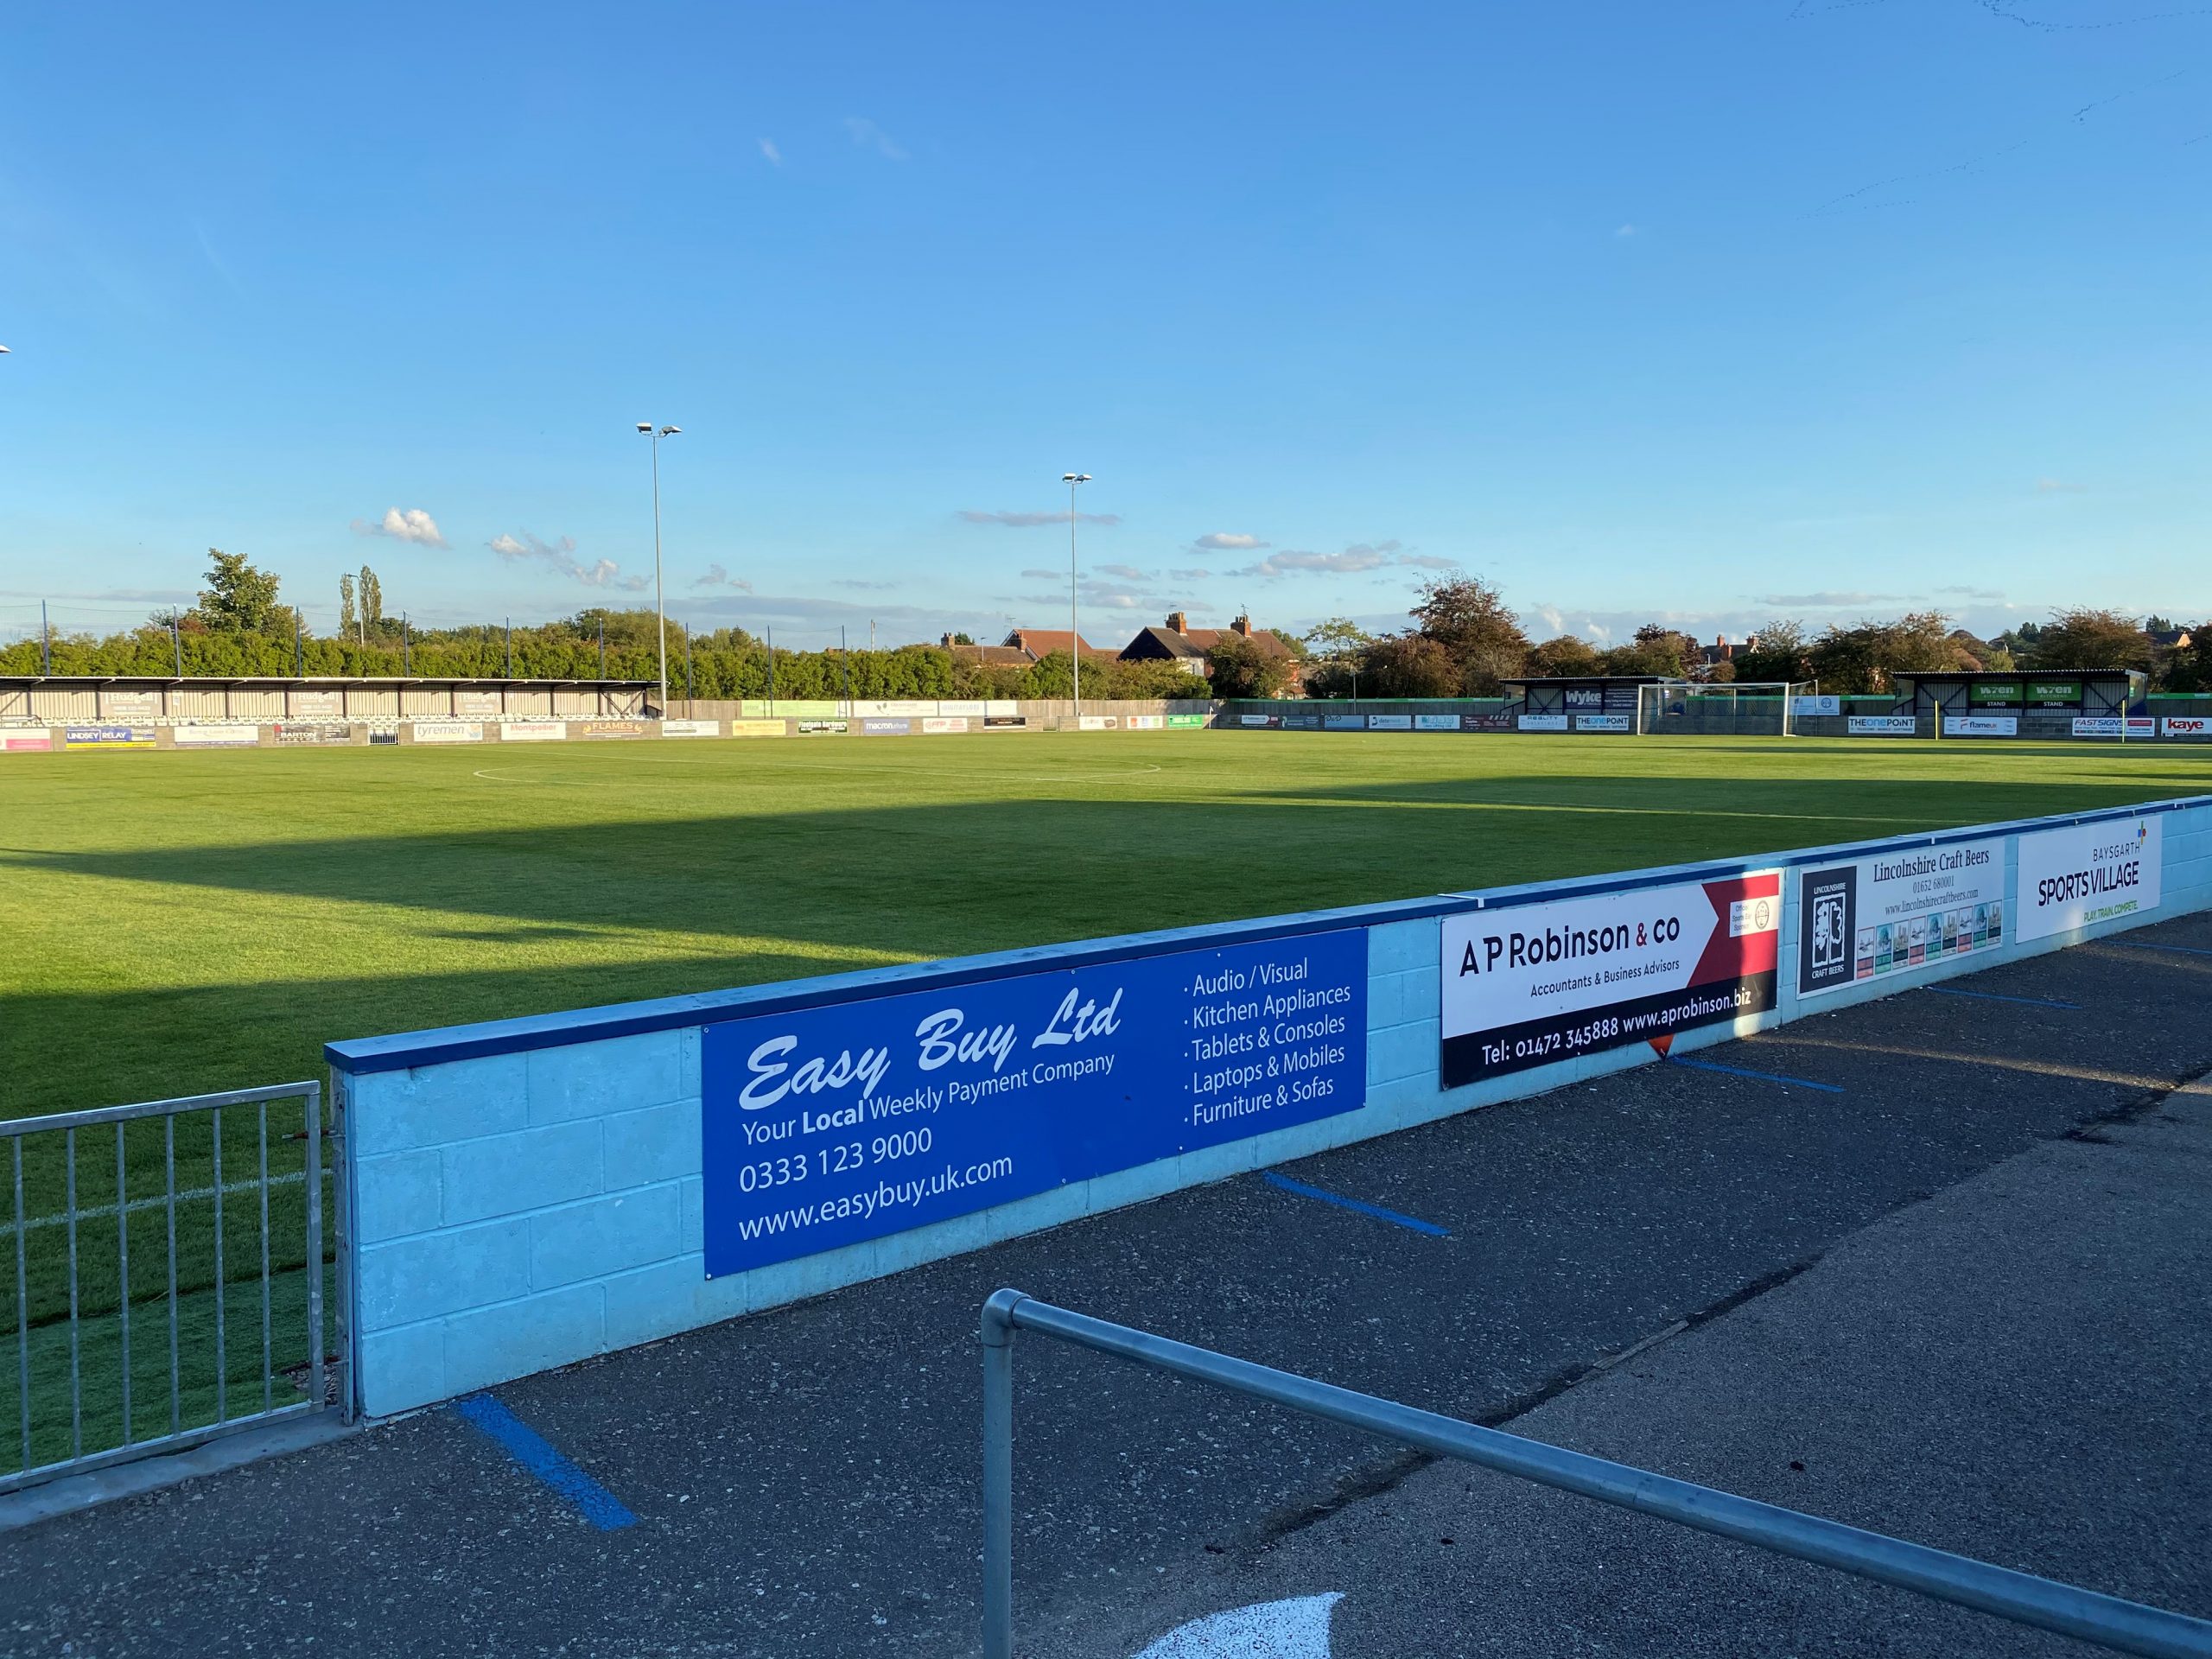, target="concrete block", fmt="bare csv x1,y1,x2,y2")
1367,918,1437,976
525,1029,688,1124
679,1026,702,1098
441,1283,606,1399
680,1175,704,1253
358,1217,529,1329
1365,1020,1434,1087
529,1183,684,1288
601,1255,719,1351
742,1234,880,1314
441,1119,602,1226
359,1319,445,1418
354,1149,442,1245
602,1097,701,1187
349,1053,527,1157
